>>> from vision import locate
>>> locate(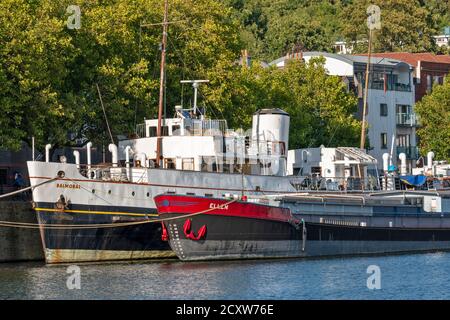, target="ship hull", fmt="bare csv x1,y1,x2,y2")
287,222,450,257
35,203,174,263
155,195,450,261
155,195,306,261
27,161,298,263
